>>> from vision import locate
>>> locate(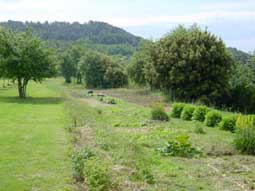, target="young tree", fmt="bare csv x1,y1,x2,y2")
61,52,76,83
0,28,56,98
